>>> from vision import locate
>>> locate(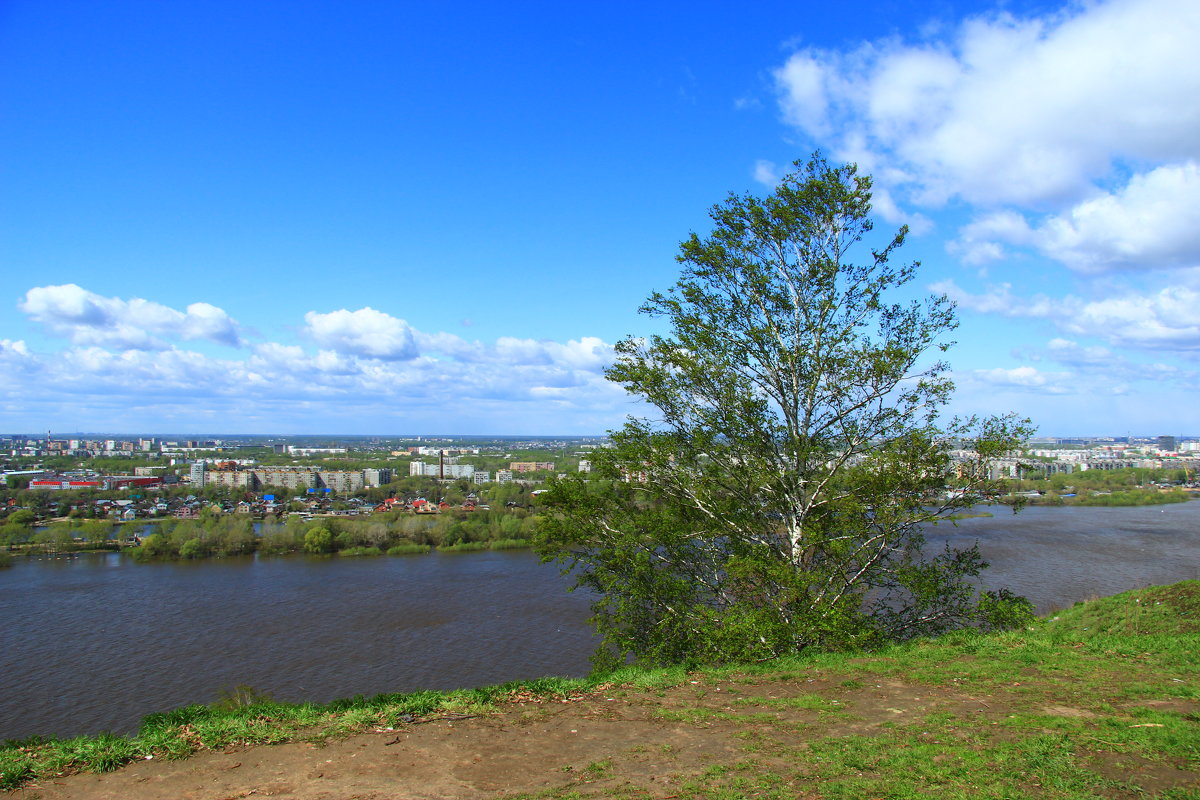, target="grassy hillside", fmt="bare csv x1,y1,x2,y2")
3,582,1198,797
